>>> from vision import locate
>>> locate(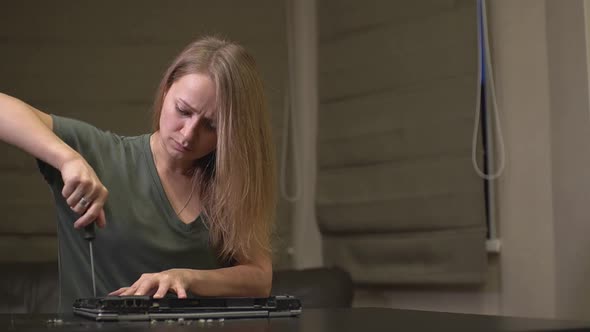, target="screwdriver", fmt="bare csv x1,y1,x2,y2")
83,223,96,297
